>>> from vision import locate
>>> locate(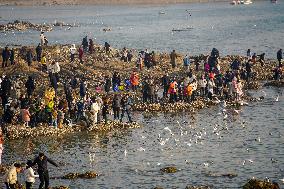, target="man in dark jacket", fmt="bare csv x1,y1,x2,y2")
112,94,120,120
25,76,35,98
2,46,10,68
10,48,15,65
36,44,42,62
32,152,58,189
26,49,33,66
162,74,170,98
120,94,133,123
104,76,111,93
277,49,282,66
79,80,86,99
